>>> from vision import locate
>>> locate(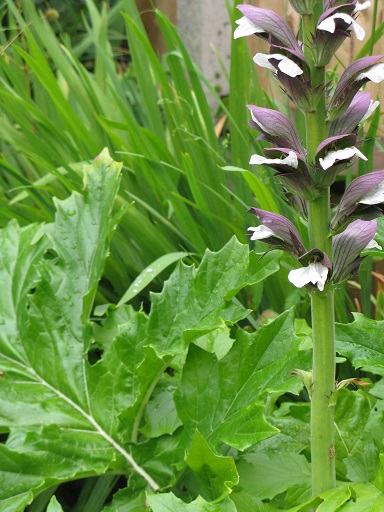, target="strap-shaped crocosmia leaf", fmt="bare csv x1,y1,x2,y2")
332,219,377,283
331,169,384,230
247,105,305,156
328,55,384,120
235,4,302,53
